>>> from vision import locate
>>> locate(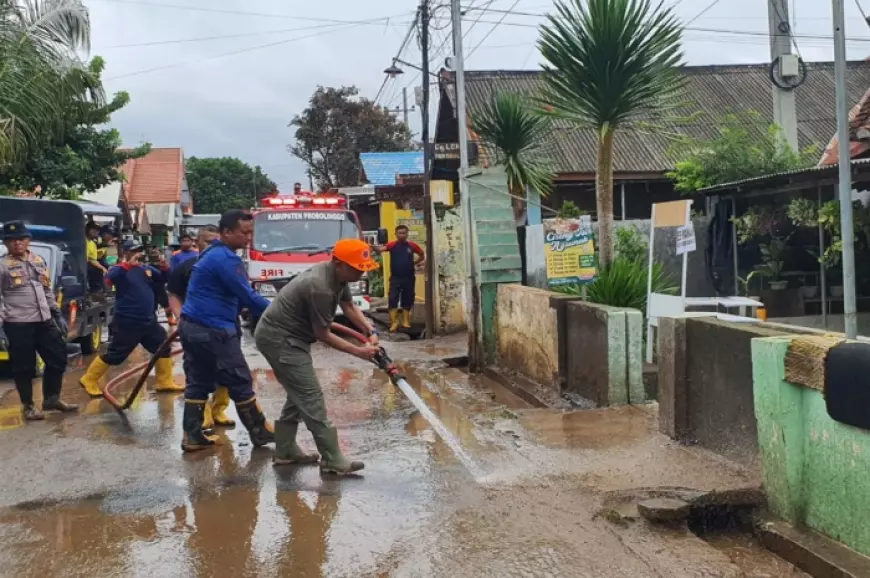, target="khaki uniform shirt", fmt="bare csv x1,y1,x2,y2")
257,262,352,351
0,252,57,325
